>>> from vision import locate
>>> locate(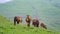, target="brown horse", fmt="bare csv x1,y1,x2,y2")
25,15,31,27
14,16,22,25
32,18,39,27
40,23,47,29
